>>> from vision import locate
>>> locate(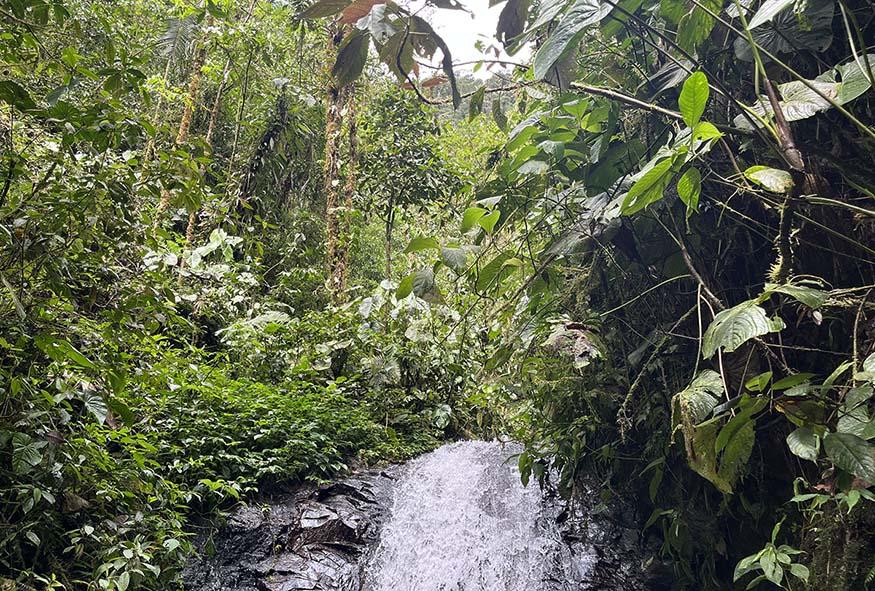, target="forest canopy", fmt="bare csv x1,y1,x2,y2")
1,0,874,589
